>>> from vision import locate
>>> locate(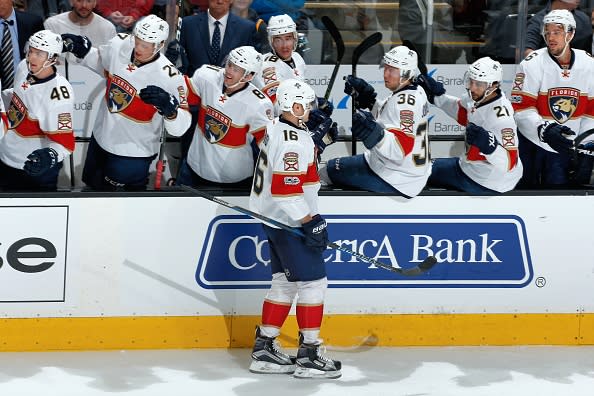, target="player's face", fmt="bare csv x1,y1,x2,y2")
544,24,571,56
383,65,402,91
224,61,247,88
208,0,232,19
466,78,489,101
26,47,49,74
272,33,295,60
134,37,157,63
71,0,95,19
